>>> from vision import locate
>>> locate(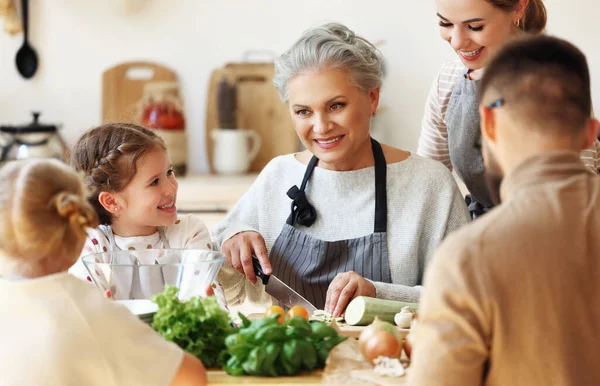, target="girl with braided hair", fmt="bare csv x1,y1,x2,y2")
0,159,208,386
68,123,226,307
